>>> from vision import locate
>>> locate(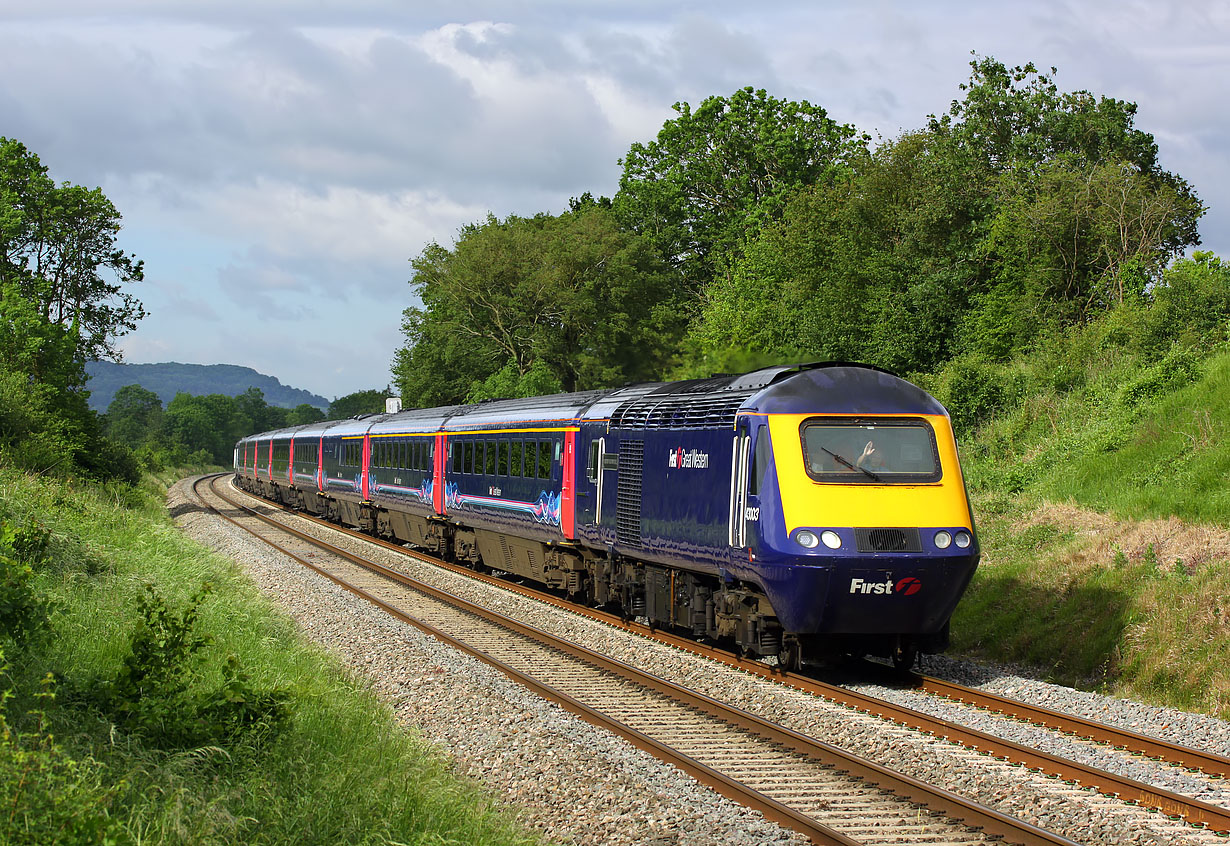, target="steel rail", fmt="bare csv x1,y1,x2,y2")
196,476,857,845
200,474,1079,846
216,475,1230,833
907,672,1230,778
